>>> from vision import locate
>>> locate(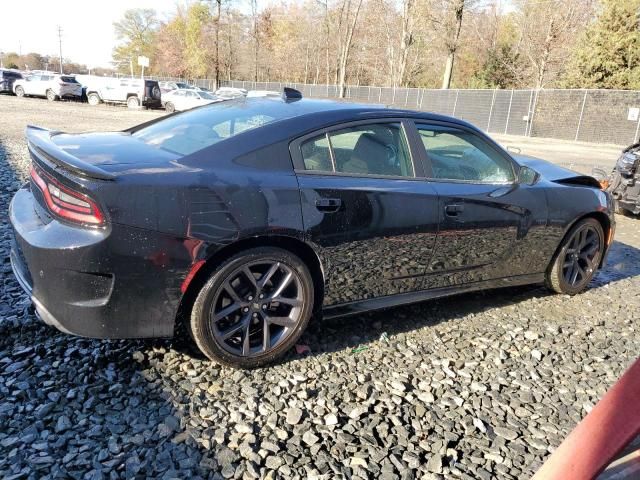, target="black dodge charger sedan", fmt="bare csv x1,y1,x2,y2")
10,90,615,368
